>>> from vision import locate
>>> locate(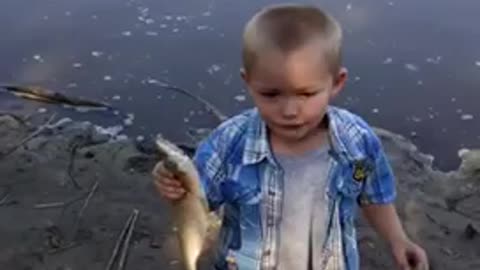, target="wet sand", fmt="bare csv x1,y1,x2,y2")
0,113,479,270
